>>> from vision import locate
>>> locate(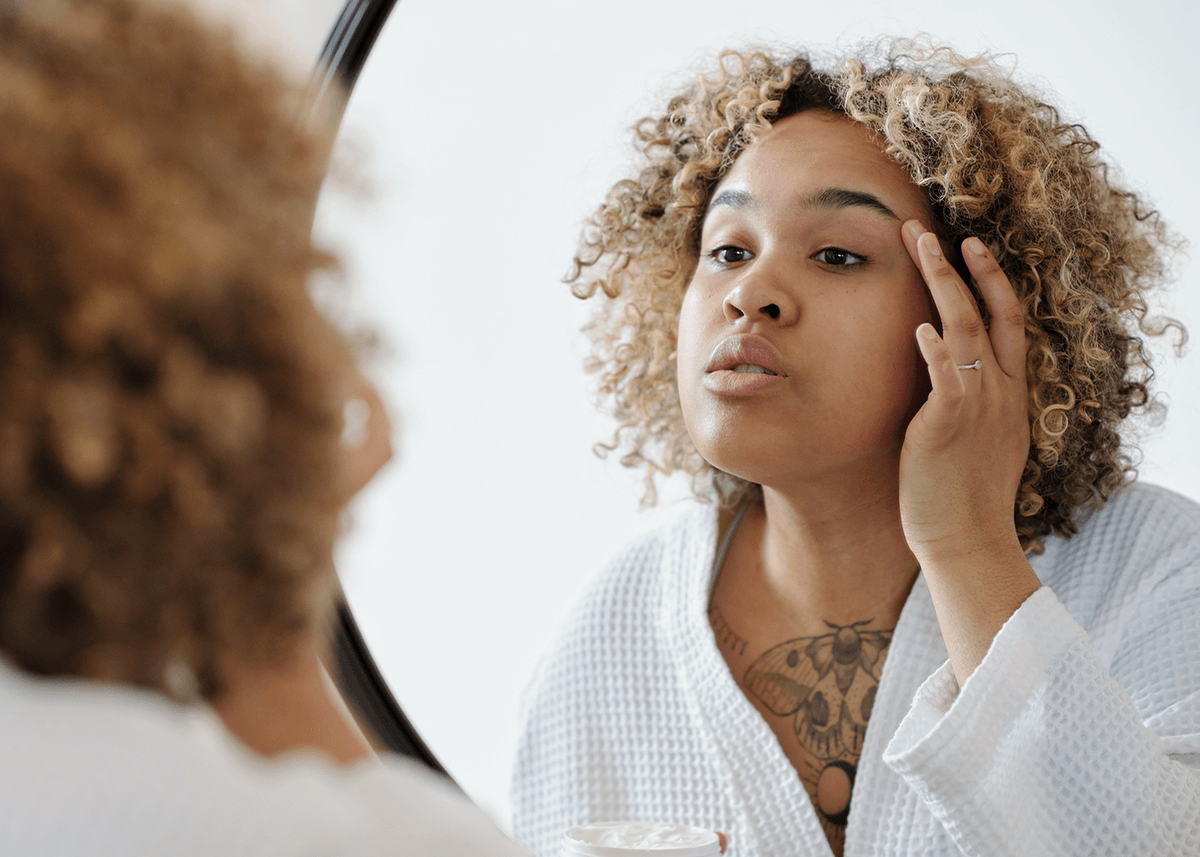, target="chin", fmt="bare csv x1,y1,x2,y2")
697,433,904,491
693,440,797,487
